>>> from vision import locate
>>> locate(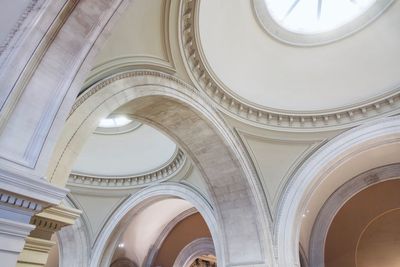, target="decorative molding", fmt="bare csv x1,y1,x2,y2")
0,217,35,266
0,192,42,213
68,149,186,189
0,218,35,239
309,164,400,267
0,167,69,207
173,237,215,267
70,70,199,116
144,207,198,267
84,56,176,90
0,0,41,56
179,0,400,131
82,0,175,89
17,236,55,266
29,205,81,240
